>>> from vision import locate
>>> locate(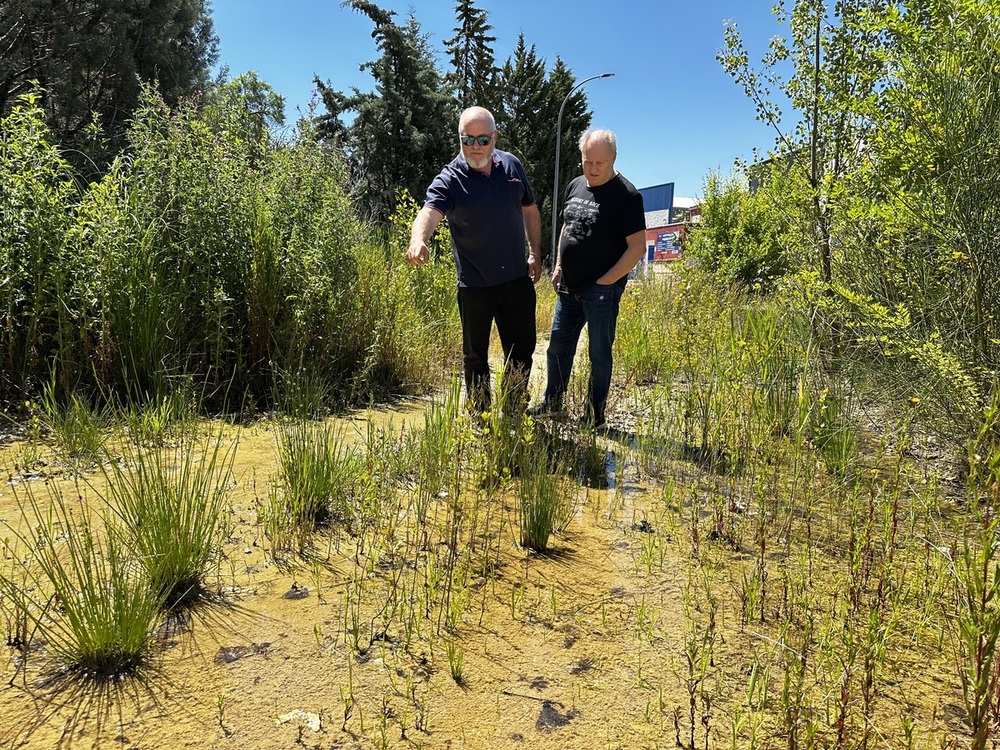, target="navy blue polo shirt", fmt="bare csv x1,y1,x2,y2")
424,149,536,288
